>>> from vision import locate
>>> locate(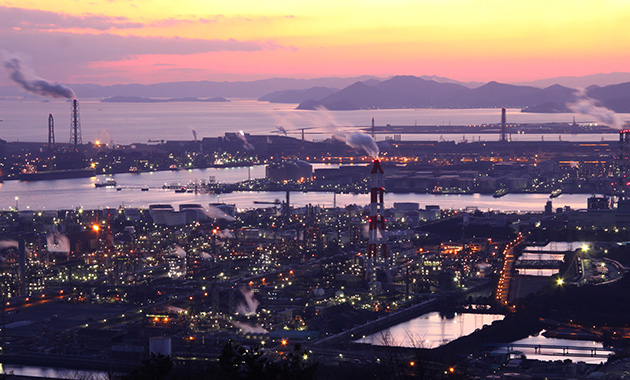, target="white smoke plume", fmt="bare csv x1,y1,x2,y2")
231,321,268,334
235,286,259,316
0,240,32,255
237,130,254,150
173,245,187,258
270,111,303,134
3,55,76,99
203,205,236,221
276,126,288,136
216,229,233,239
166,306,186,313
97,130,114,147
0,240,18,249
46,232,70,254
333,131,379,158
567,90,622,130
314,106,379,157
